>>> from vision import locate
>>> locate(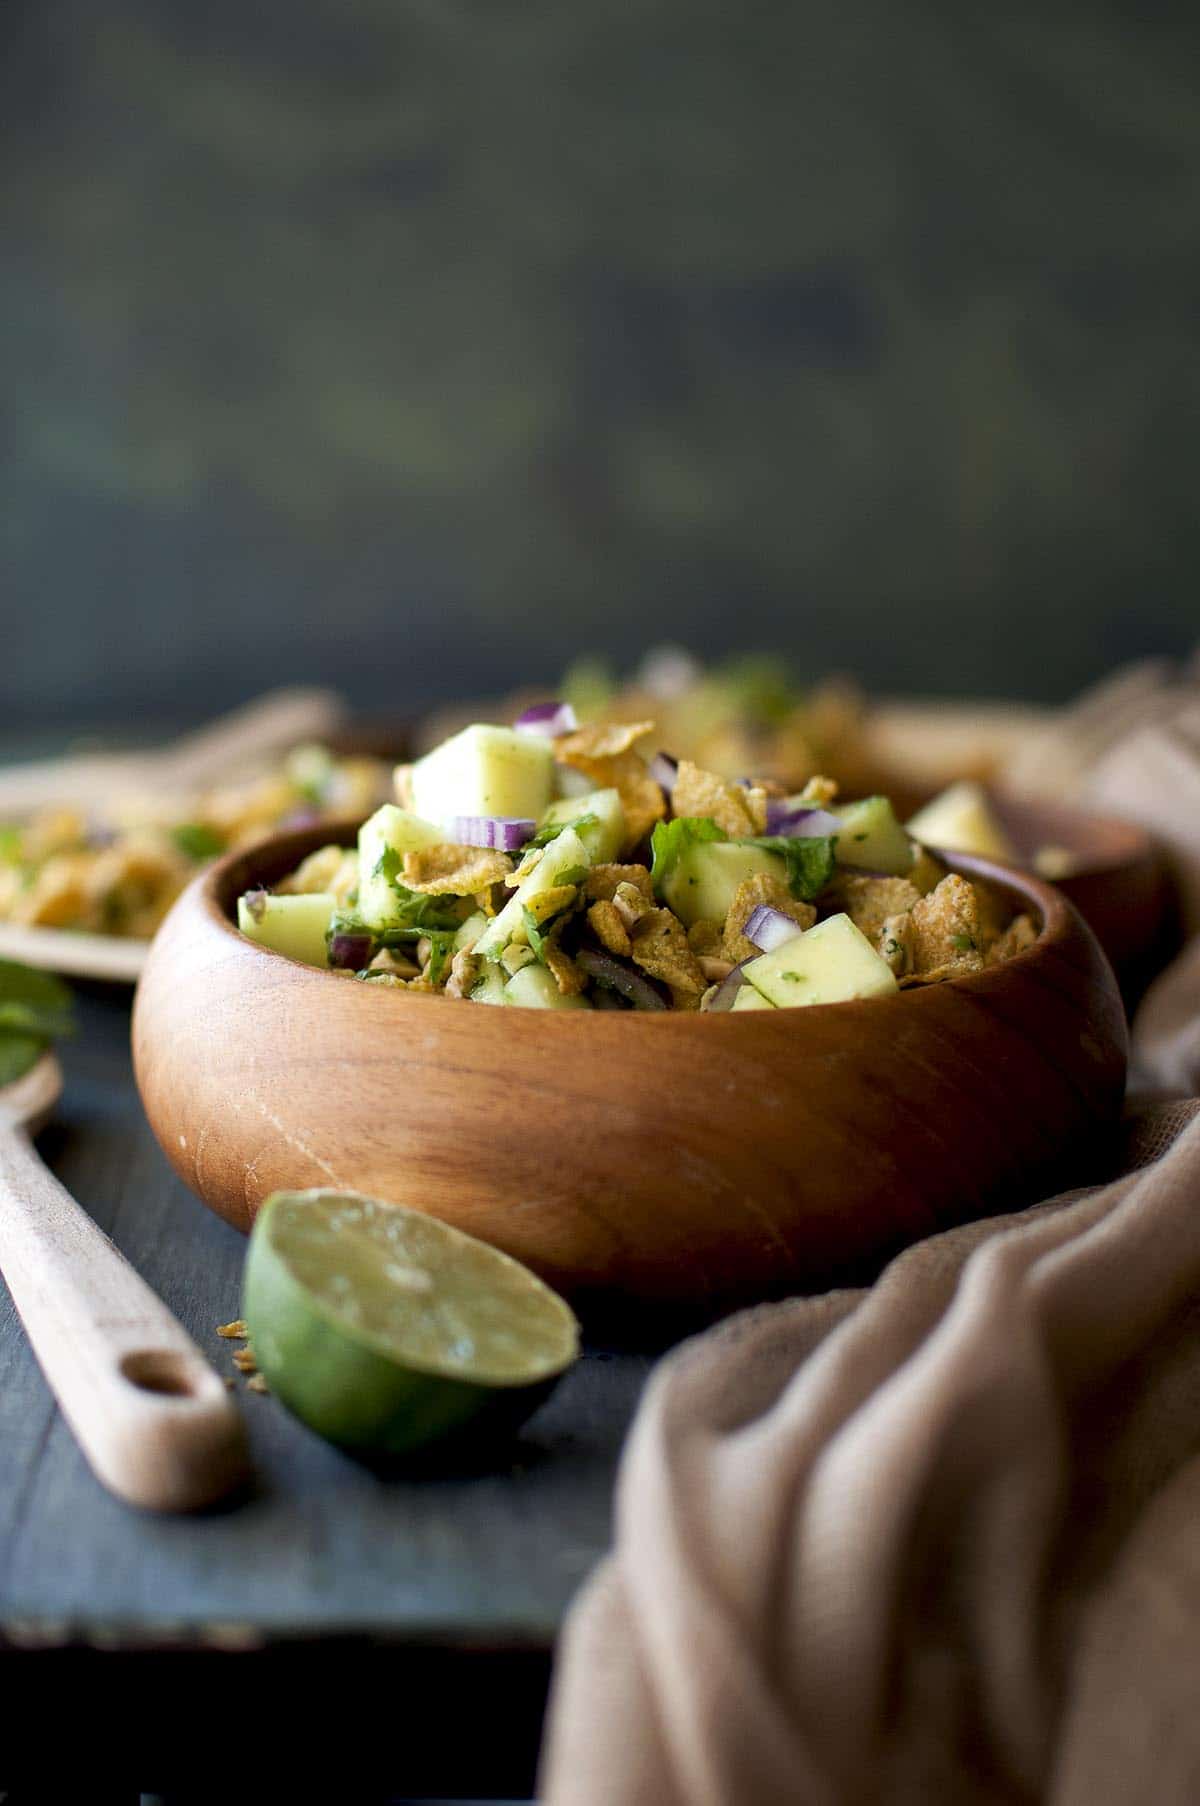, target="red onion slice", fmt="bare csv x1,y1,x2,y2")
648,752,679,793
514,701,578,737
764,801,842,837
744,904,807,953
705,960,748,1010
241,887,269,924
446,815,536,851
576,948,668,1010
329,930,375,970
